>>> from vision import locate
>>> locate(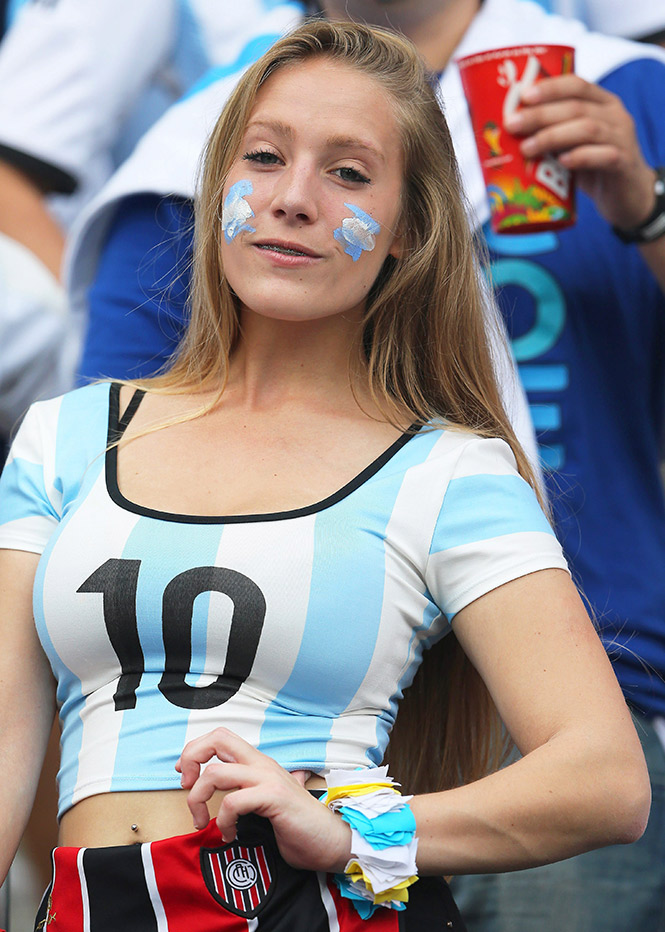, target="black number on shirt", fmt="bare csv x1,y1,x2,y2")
77,559,143,711
77,559,266,712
